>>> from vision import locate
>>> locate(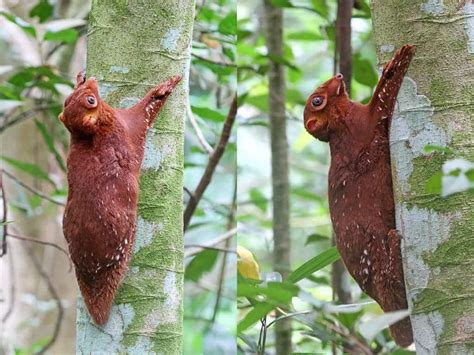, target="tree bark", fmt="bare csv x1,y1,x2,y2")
262,1,292,354
371,1,474,353
76,1,194,353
